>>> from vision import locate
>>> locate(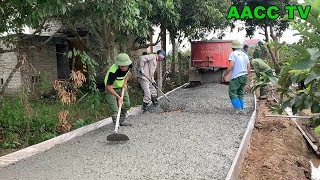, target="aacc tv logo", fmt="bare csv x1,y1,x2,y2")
227,5,311,20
